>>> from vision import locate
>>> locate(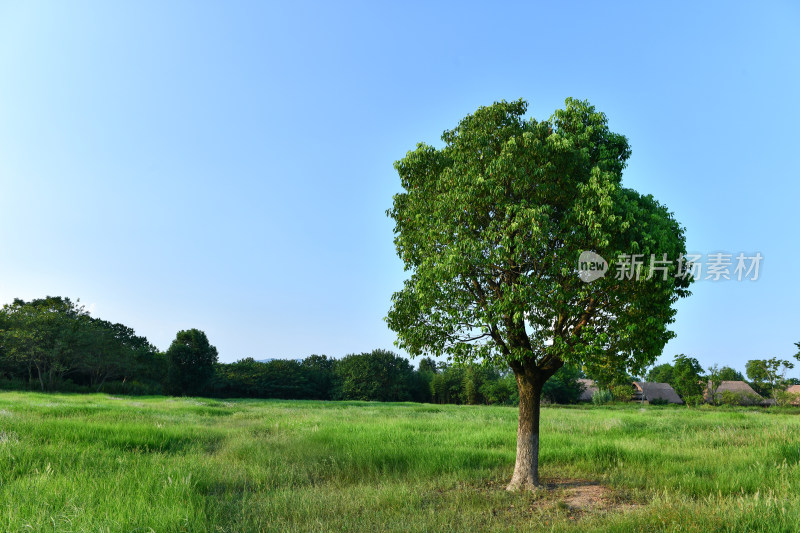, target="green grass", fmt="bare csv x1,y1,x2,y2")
1,393,800,531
